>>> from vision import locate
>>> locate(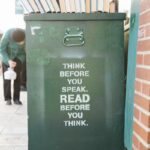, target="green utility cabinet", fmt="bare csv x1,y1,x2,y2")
25,13,125,150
